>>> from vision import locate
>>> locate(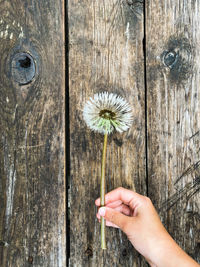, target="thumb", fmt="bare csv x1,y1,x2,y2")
99,207,133,233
